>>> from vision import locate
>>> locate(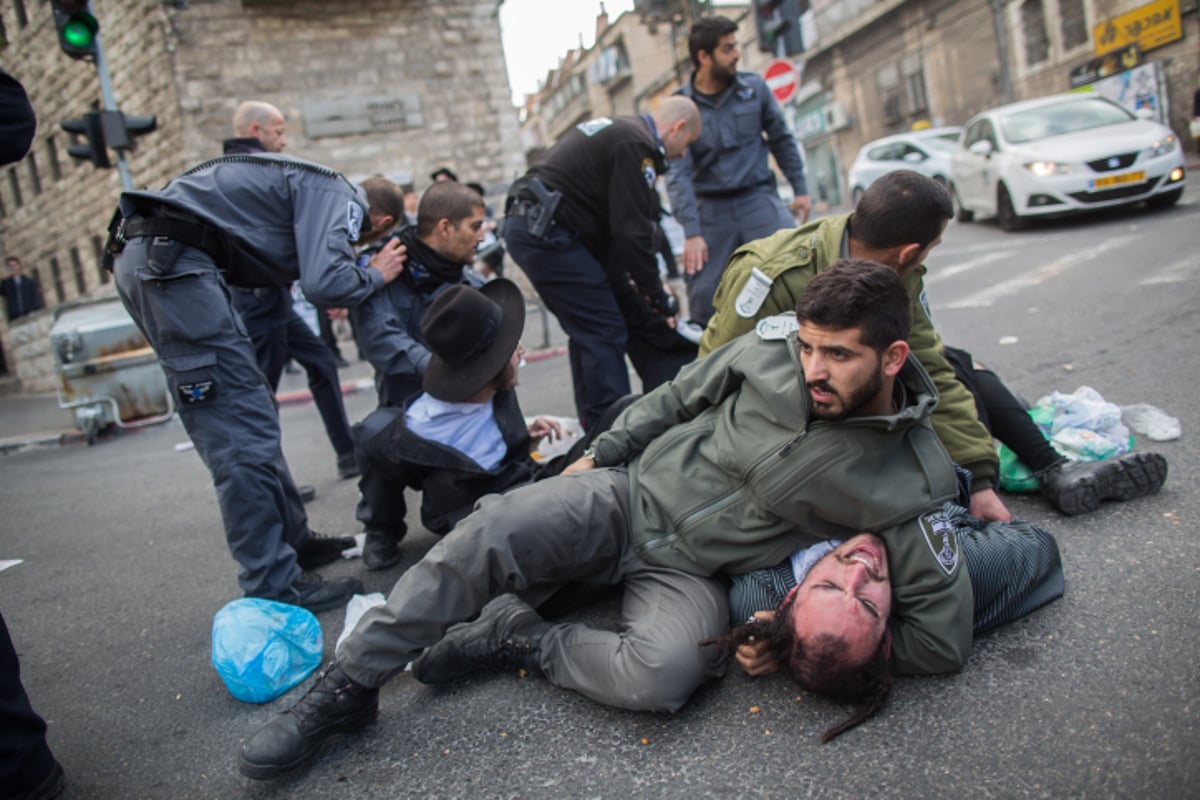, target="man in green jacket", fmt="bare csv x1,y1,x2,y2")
700,170,1011,523
239,260,971,780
